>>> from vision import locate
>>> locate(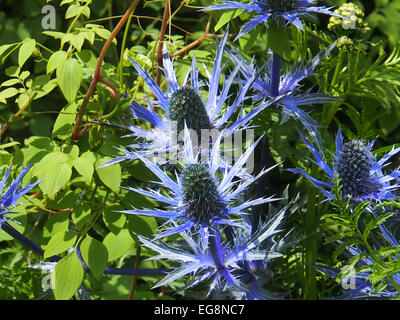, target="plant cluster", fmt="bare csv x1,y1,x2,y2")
1,0,400,300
